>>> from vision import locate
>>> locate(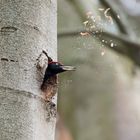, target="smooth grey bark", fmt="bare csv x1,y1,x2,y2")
0,0,57,140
